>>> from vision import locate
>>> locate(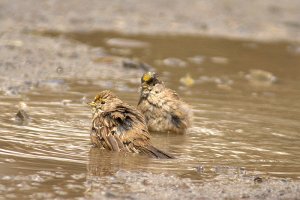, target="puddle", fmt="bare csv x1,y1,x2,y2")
0,30,300,199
